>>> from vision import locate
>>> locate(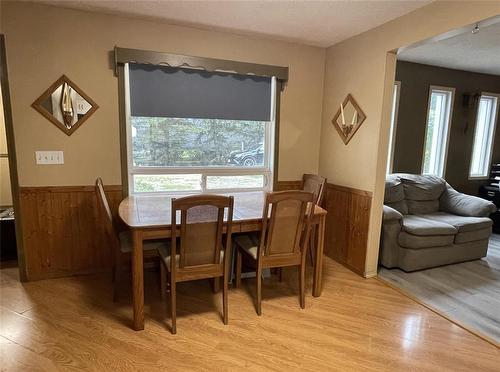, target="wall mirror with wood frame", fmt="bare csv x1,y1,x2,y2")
32,75,98,136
